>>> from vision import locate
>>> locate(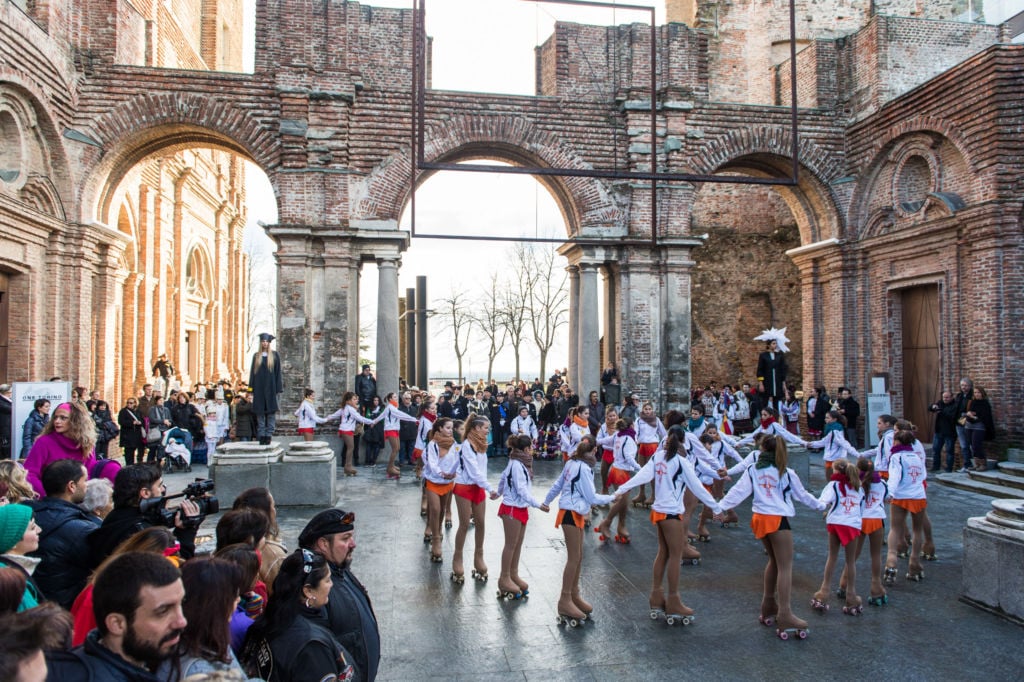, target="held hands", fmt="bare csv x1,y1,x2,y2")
540,504,550,513
489,491,501,500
